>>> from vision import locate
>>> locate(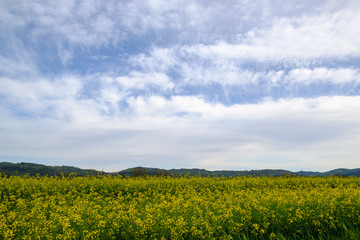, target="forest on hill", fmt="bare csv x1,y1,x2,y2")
1,162,359,177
